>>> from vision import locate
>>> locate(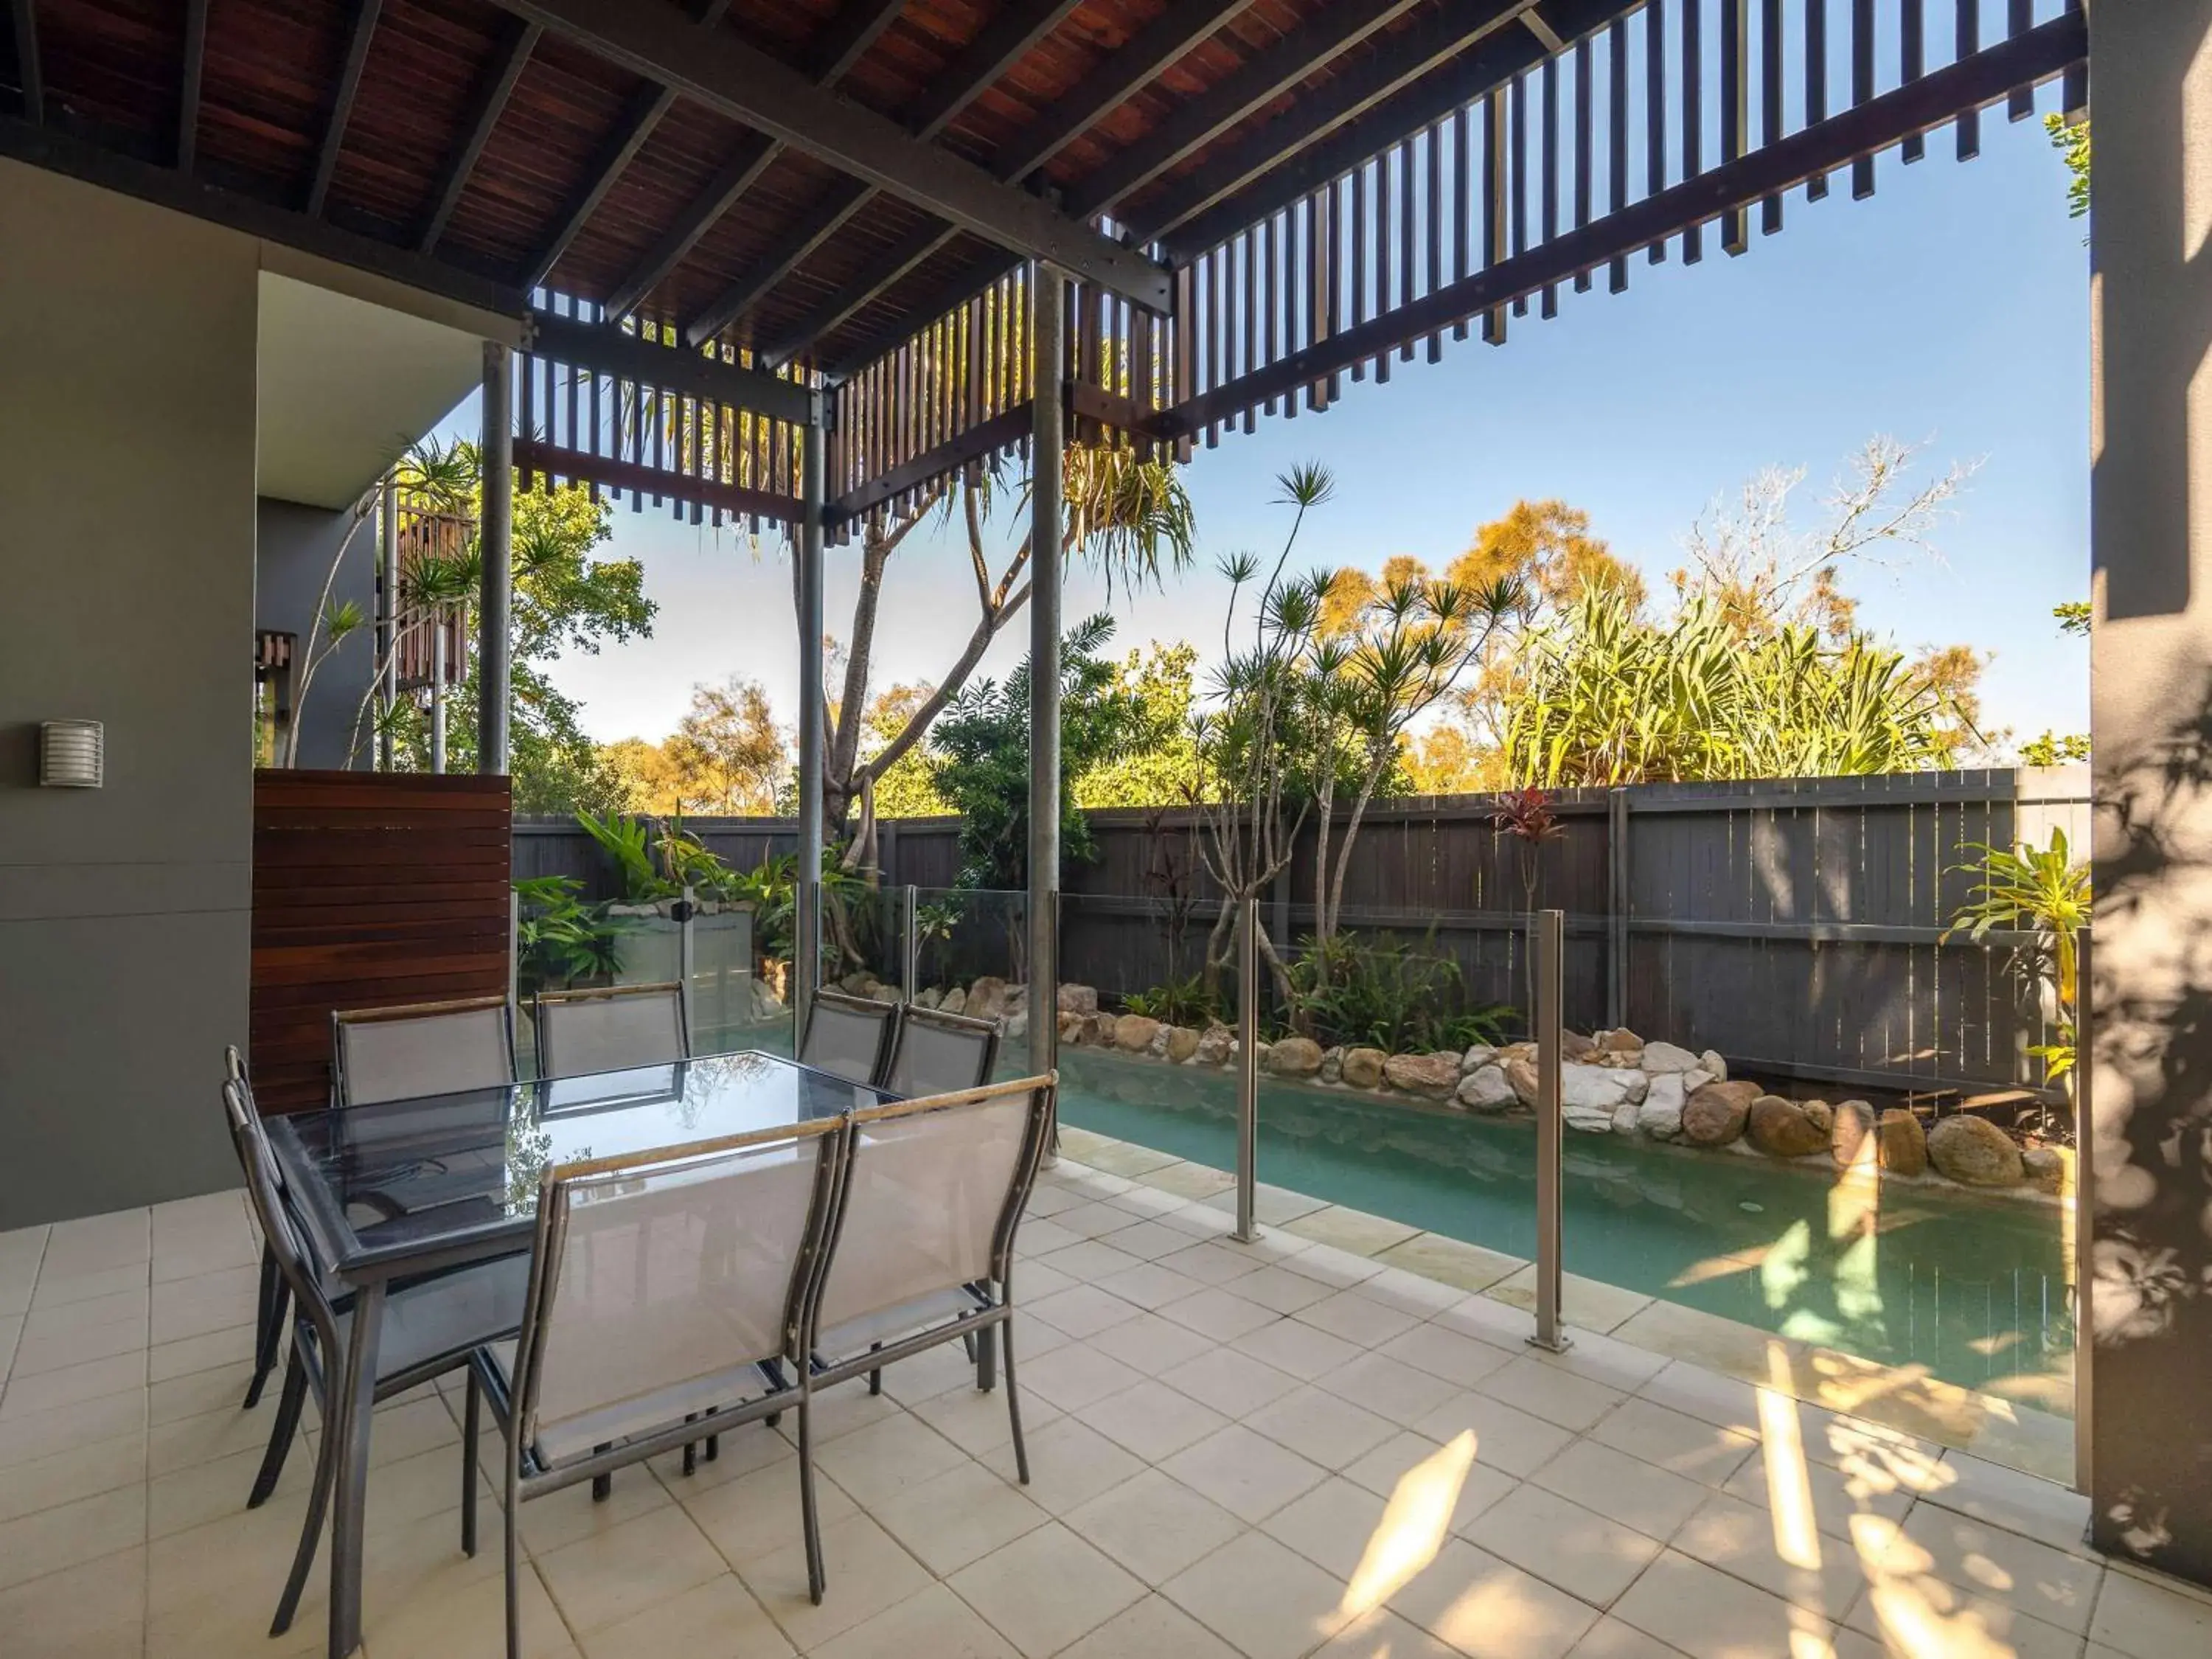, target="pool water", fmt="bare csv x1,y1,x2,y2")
1054,1046,2075,1411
